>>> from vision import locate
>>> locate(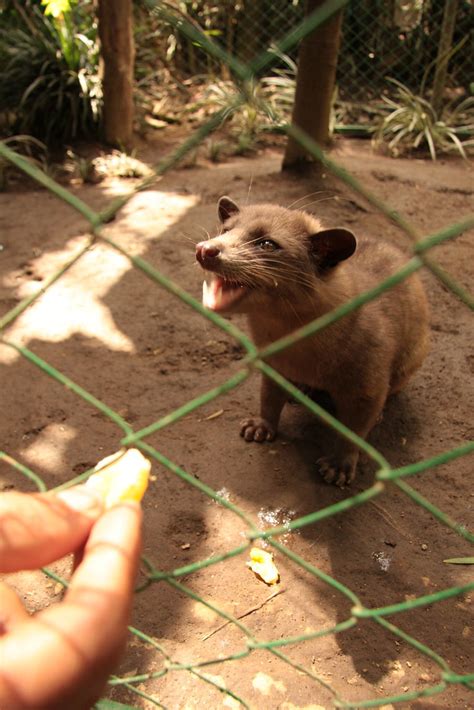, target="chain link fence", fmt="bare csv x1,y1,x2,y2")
141,0,474,128
1,0,474,708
